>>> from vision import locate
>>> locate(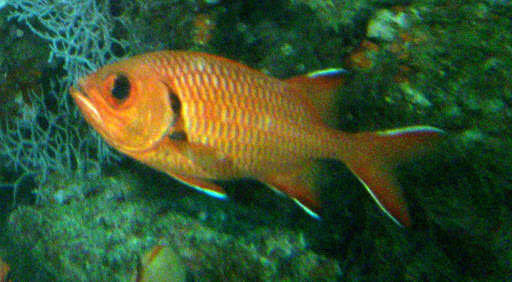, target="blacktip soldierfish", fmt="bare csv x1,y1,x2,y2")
70,50,444,227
